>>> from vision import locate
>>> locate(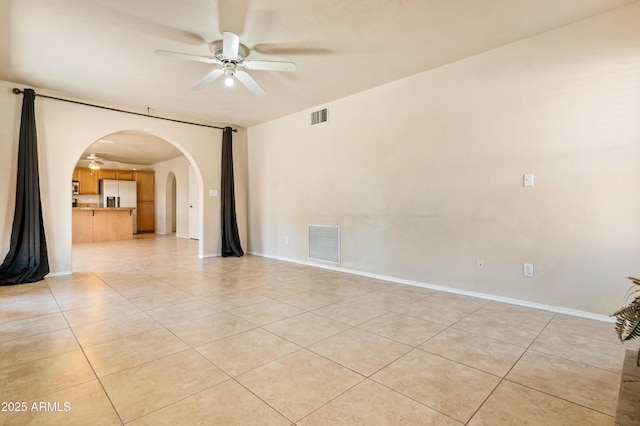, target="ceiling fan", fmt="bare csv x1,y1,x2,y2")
86,153,105,171
155,31,296,97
